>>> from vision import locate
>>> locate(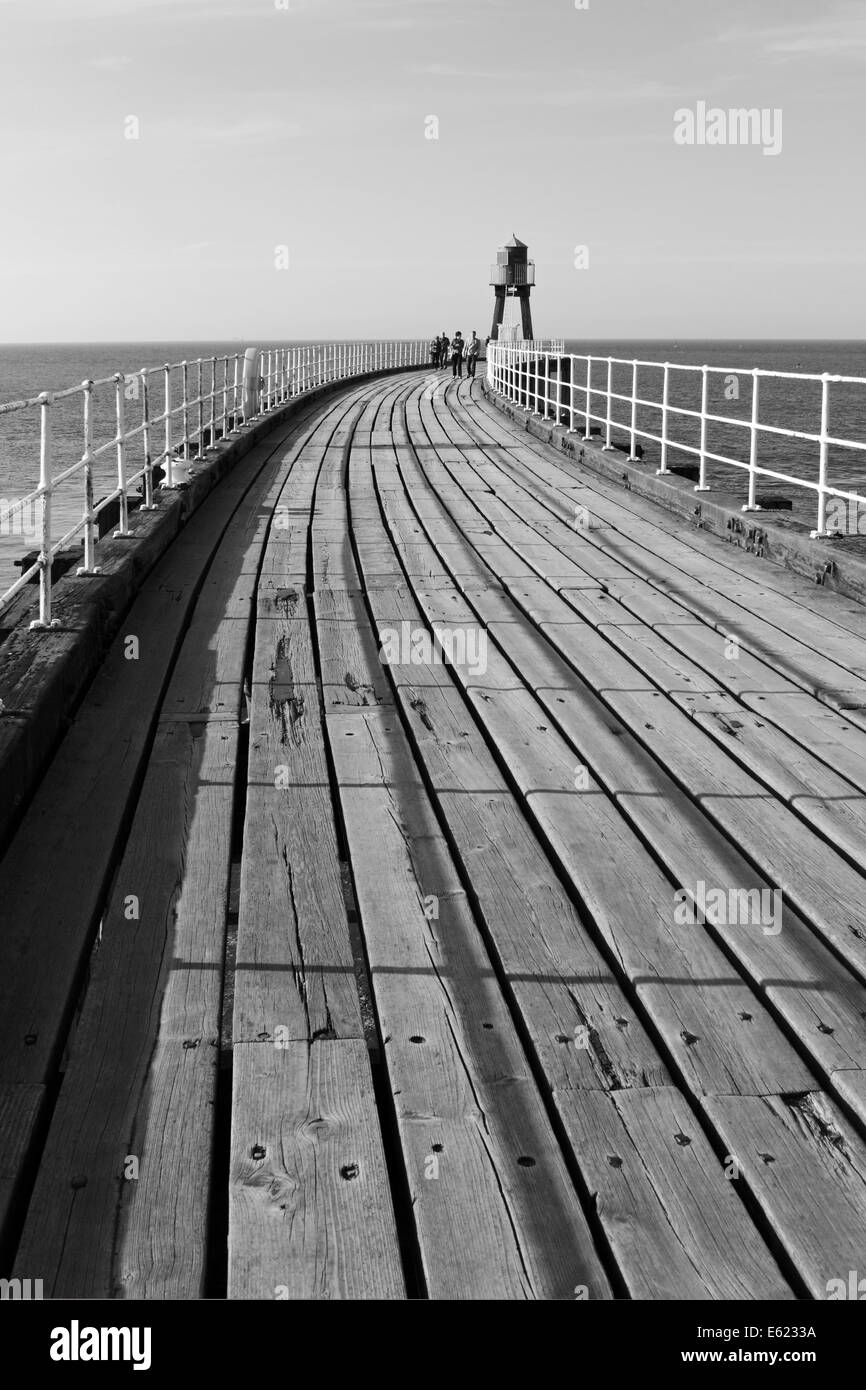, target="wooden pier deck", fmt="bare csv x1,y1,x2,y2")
2,369,866,1300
